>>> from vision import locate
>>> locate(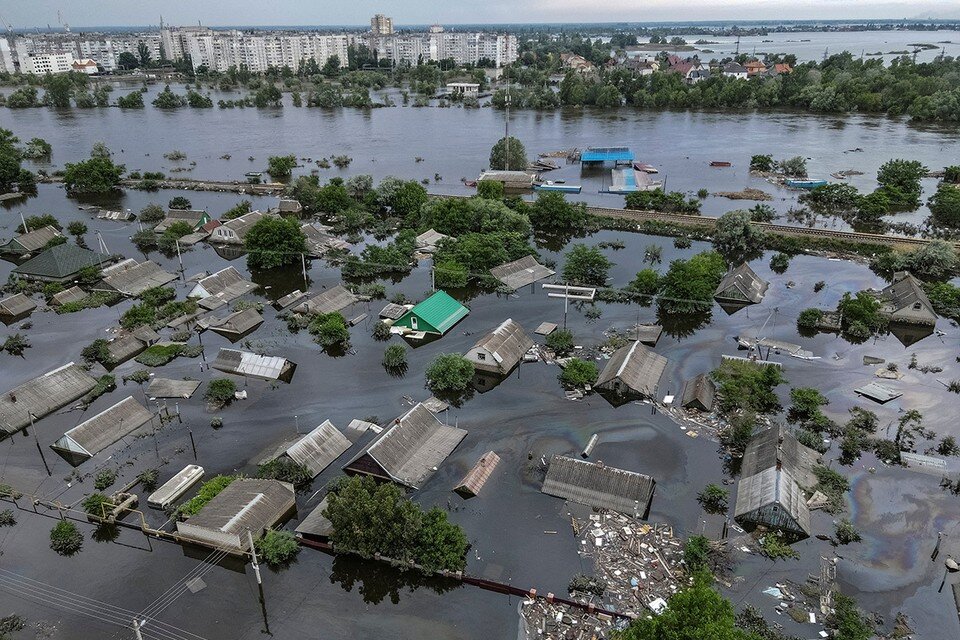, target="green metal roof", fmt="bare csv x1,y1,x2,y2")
12,243,108,280
405,290,469,334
